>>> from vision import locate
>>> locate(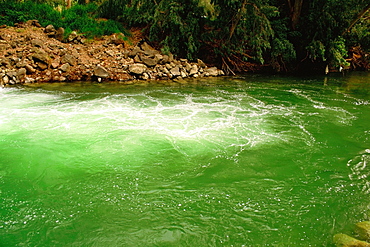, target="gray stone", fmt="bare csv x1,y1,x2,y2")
67,31,78,42
55,27,65,42
189,64,198,76
36,62,48,70
128,63,147,75
180,69,188,78
32,49,50,67
105,50,115,57
205,67,219,77
25,64,36,74
61,53,76,66
31,39,43,48
134,55,141,63
60,63,70,72
51,58,60,69
2,75,9,84
184,62,192,72
129,47,142,57
197,59,207,68
170,66,181,77
16,68,26,81
45,24,56,33
94,65,109,78
140,55,157,67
